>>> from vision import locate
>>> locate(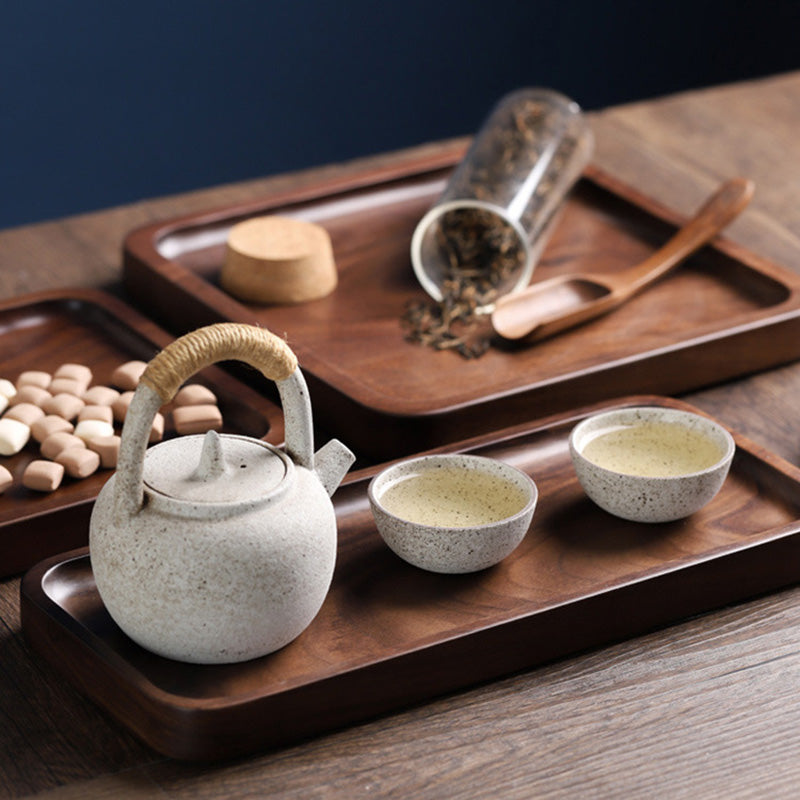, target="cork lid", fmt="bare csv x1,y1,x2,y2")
220,215,337,305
